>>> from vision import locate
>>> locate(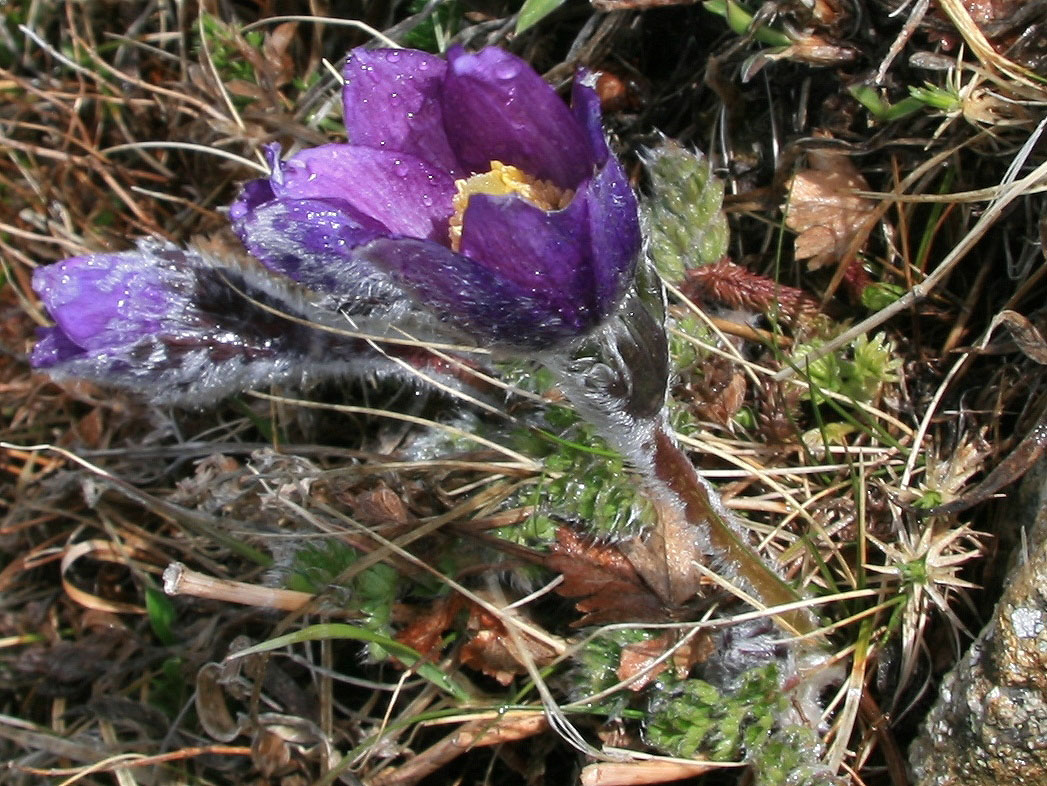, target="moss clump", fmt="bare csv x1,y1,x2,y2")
644,664,783,761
